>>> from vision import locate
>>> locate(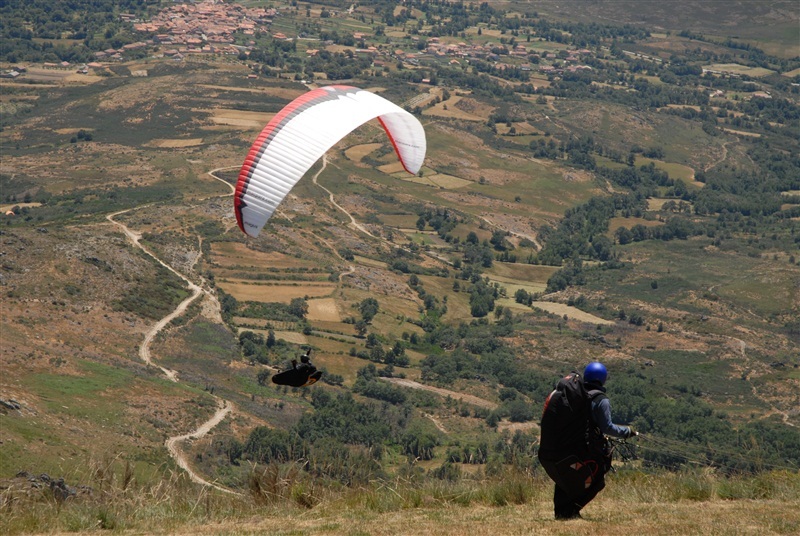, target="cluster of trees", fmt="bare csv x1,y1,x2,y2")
0,0,152,62
536,193,644,266
609,371,800,473
236,297,308,323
